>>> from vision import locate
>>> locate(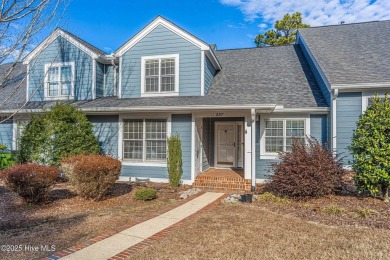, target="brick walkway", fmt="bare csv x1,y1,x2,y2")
193,168,251,191
44,192,225,260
